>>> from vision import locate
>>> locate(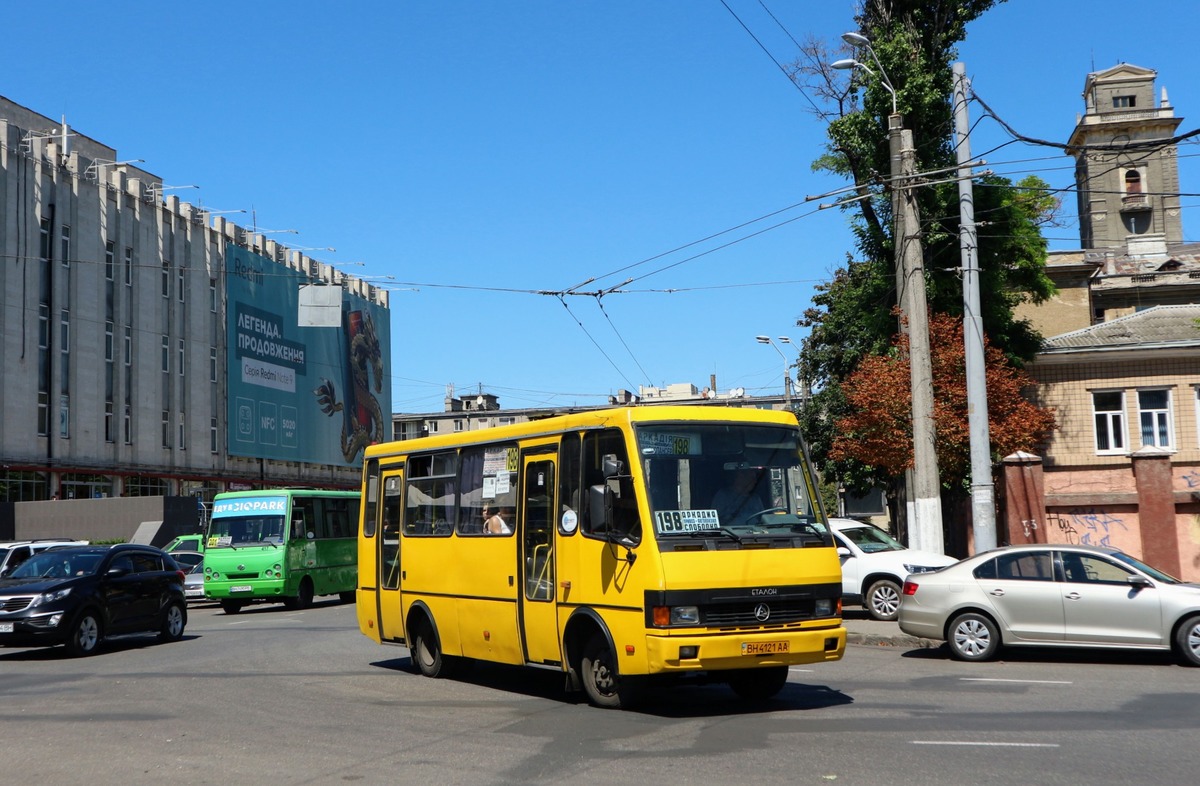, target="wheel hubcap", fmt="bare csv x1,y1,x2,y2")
873,588,899,617
955,620,989,656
